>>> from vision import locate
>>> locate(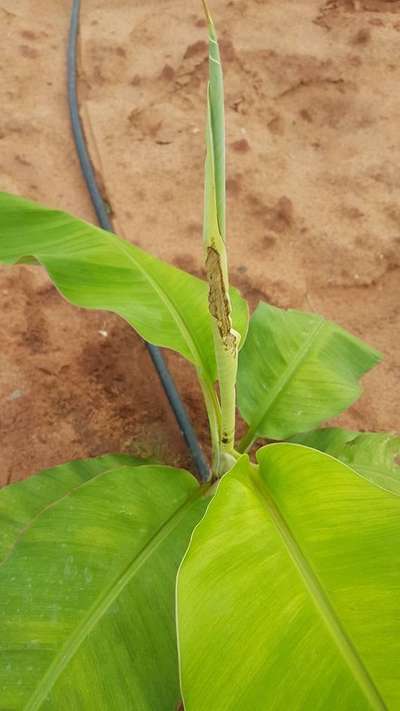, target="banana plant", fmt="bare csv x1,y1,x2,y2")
0,3,399,709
